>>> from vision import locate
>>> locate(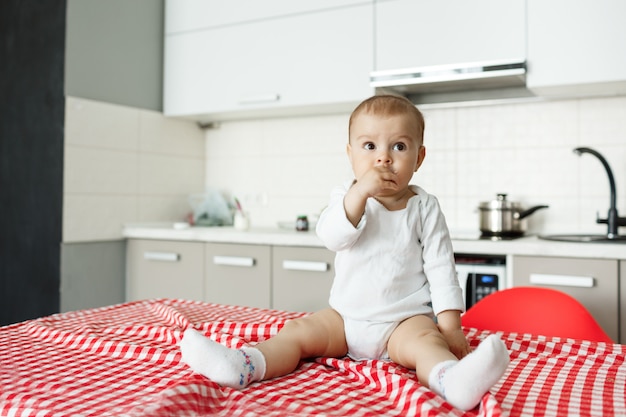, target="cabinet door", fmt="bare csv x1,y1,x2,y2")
375,0,526,71
527,0,626,97
164,4,373,120
272,246,334,313
512,255,618,342
205,243,271,309
166,0,368,34
126,239,204,302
